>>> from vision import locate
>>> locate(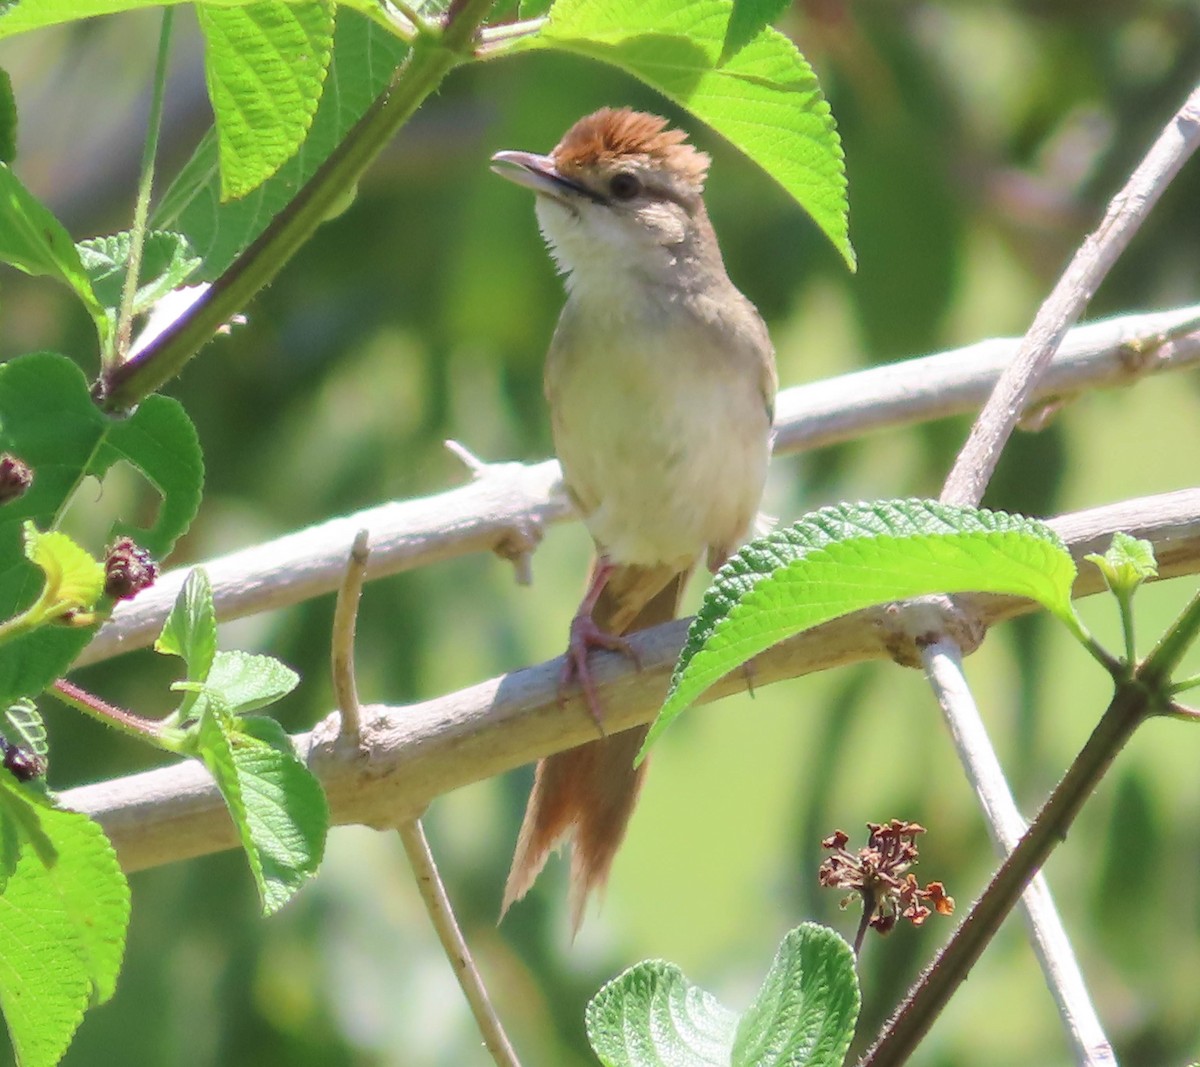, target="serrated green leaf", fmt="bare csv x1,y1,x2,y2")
0,353,203,707
193,705,326,915
232,716,327,914
4,699,47,761
0,779,129,1066
645,500,1078,756
586,959,738,1067
156,568,217,719
22,522,105,615
205,650,299,715
724,0,791,60
76,230,202,330
0,164,110,346
520,0,853,268
196,0,336,201
0,68,15,163
732,924,859,1067
153,11,407,279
